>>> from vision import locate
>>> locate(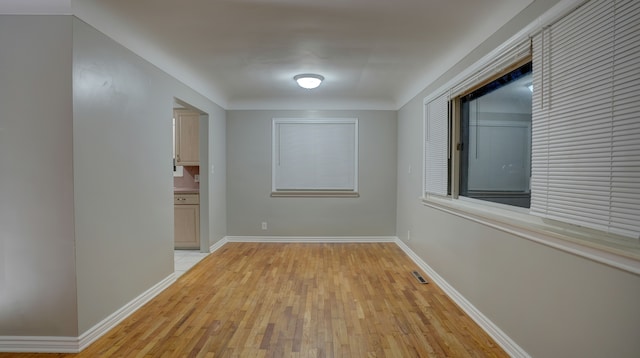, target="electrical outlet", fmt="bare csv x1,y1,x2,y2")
407,230,411,241
261,222,267,230
194,174,200,183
